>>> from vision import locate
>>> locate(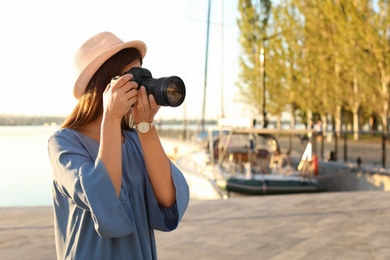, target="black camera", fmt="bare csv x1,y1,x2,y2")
125,67,186,107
